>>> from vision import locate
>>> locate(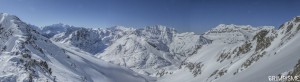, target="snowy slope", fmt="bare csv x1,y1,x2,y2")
98,34,177,76
0,13,154,82
37,12,300,82
97,25,211,77
158,17,300,82
50,25,211,77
